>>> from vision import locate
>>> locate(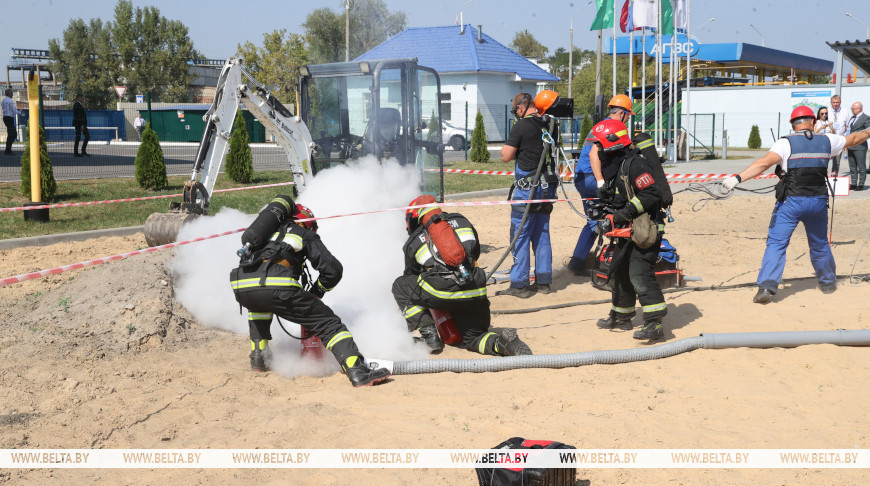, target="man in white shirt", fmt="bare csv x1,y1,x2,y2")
133,113,146,141
2,89,20,155
722,105,870,303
